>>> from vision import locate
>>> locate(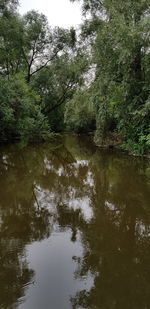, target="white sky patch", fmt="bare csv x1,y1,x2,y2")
84,171,94,188
73,160,89,168
34,185,56,213
105,201,115,211
19,0,82,28
68,197,93,221
56,167,64,177
44,158,53,172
